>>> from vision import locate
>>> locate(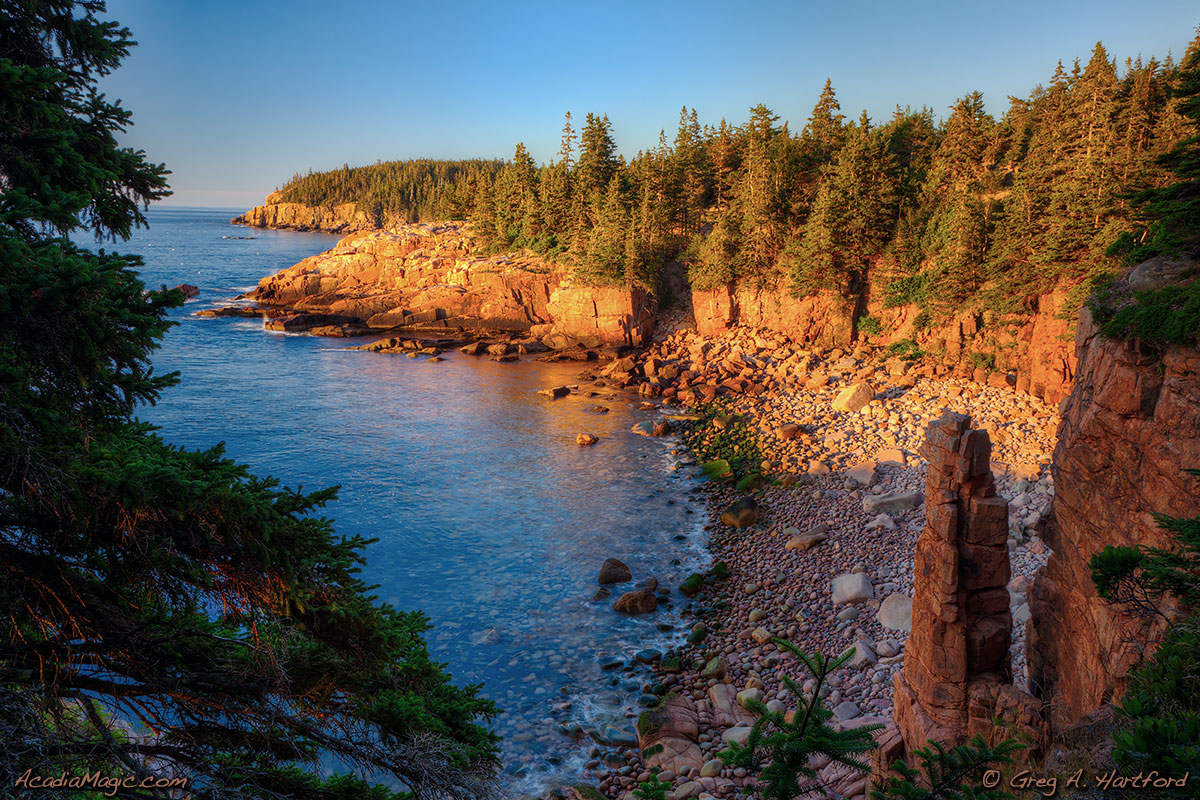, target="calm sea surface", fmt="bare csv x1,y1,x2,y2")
79,207,707,793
